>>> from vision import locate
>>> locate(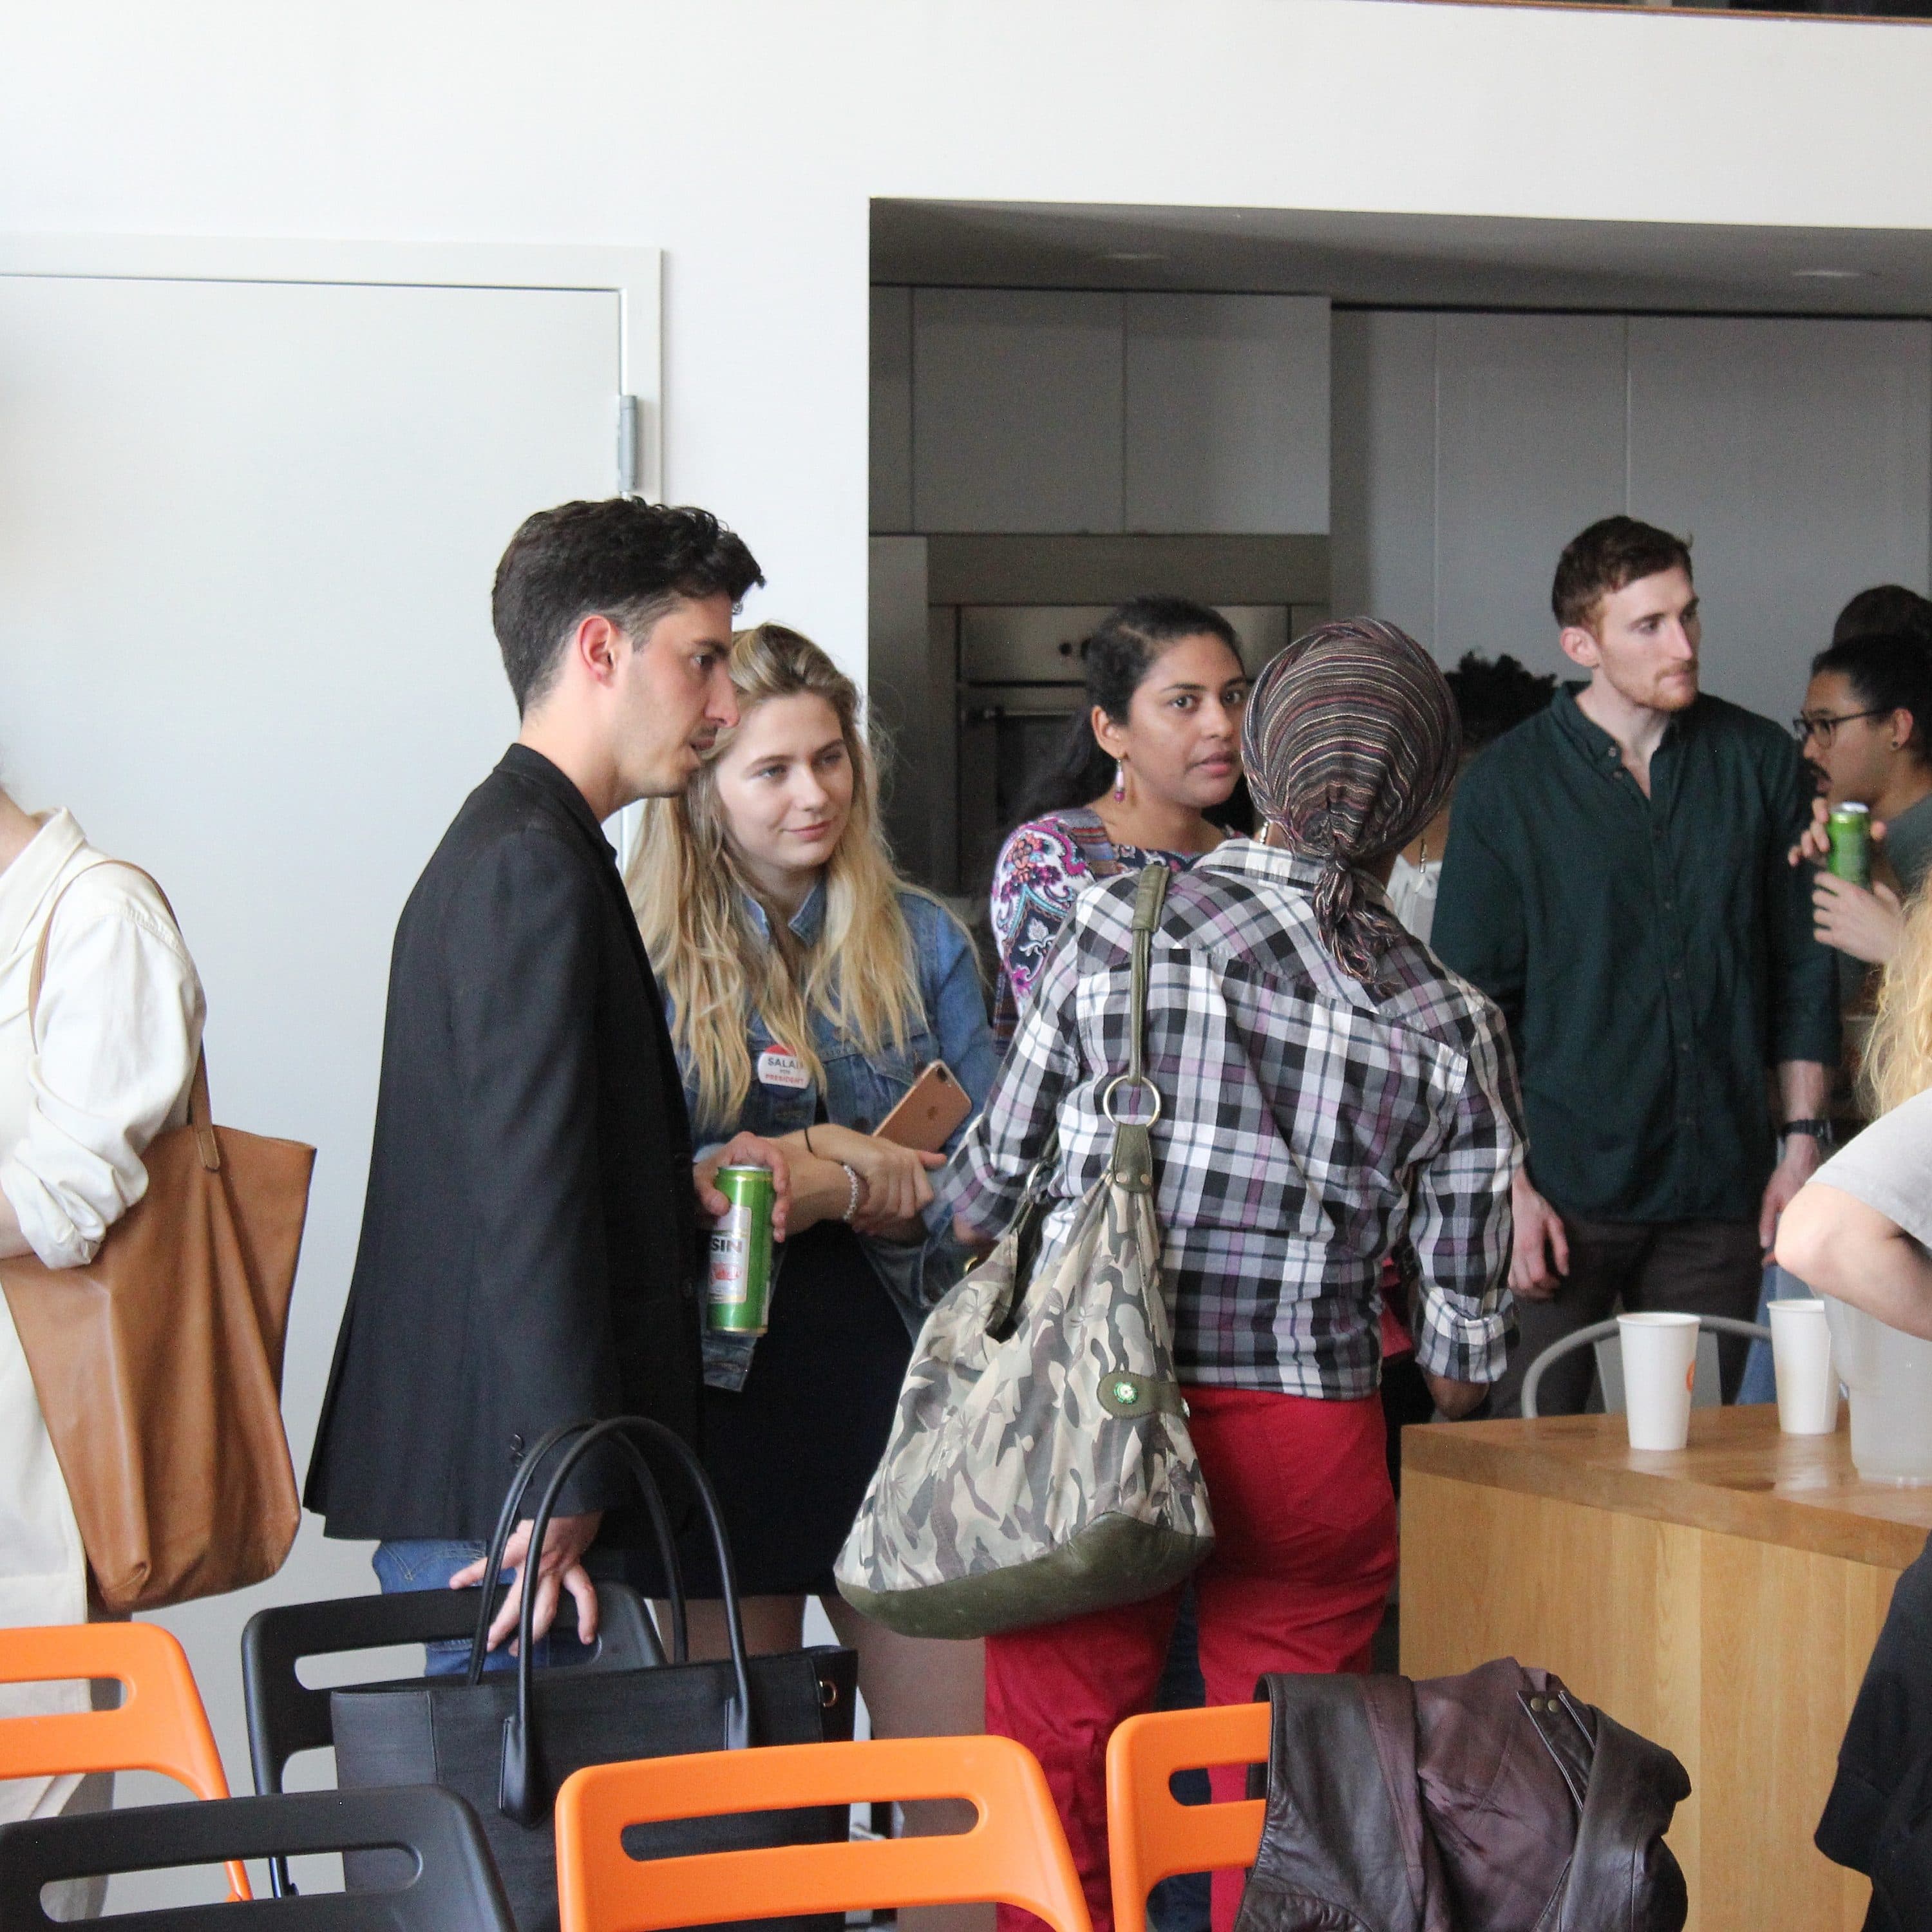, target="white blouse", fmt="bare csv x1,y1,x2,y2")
1385,852,1441,947
0,811,203,1830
